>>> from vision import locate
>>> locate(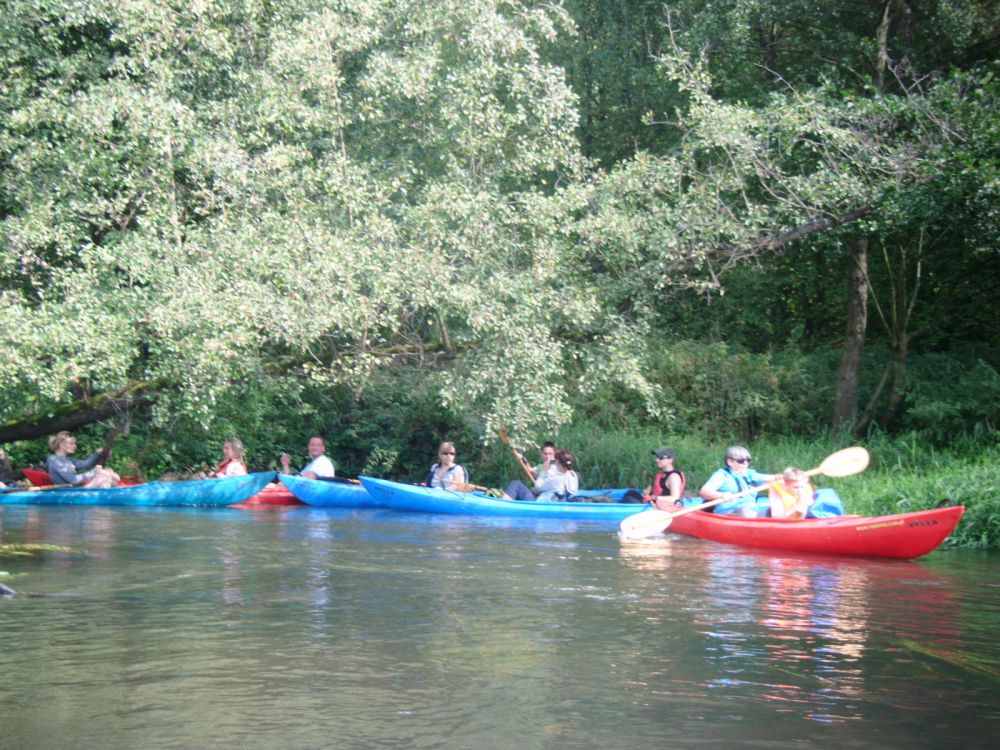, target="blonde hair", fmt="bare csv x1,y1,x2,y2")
224,437,245,461
783,467,808,483
48,431,73,452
